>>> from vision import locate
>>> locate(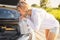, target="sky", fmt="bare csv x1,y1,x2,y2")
46,0,60,8
26,0,60,8
0,0,60,8
26,0,40,6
